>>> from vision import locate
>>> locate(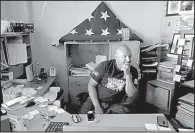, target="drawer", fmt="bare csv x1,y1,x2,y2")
146,82,170,111
69,76,90,99
69,76,90,84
